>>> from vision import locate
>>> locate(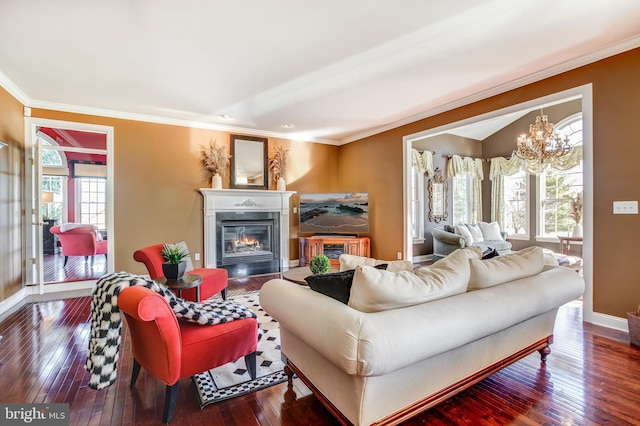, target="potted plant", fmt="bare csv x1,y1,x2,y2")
268,145,288,191
200,139,230,189
309,254,331,275
161,244,189,280
627,305,640,347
